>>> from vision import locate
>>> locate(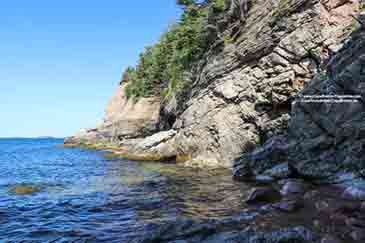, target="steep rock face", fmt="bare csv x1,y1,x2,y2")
65,83,161,144
172,0,359,166
100,83,161,139
288,27,365,180
234,26,365,182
